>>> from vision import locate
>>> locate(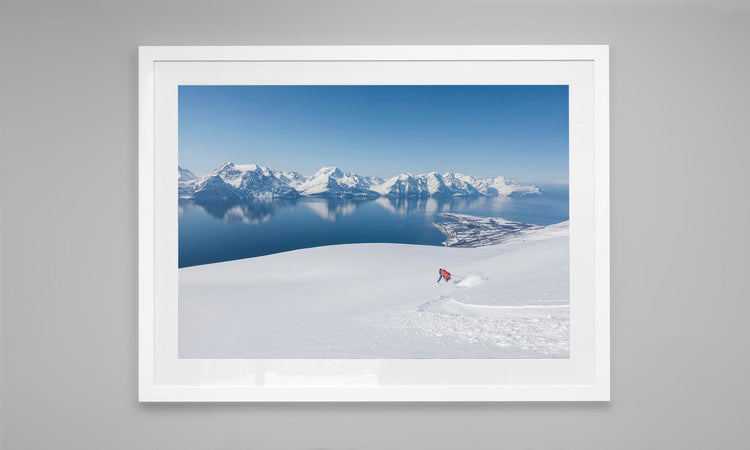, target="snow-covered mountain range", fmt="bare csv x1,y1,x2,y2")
178,162,541,202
